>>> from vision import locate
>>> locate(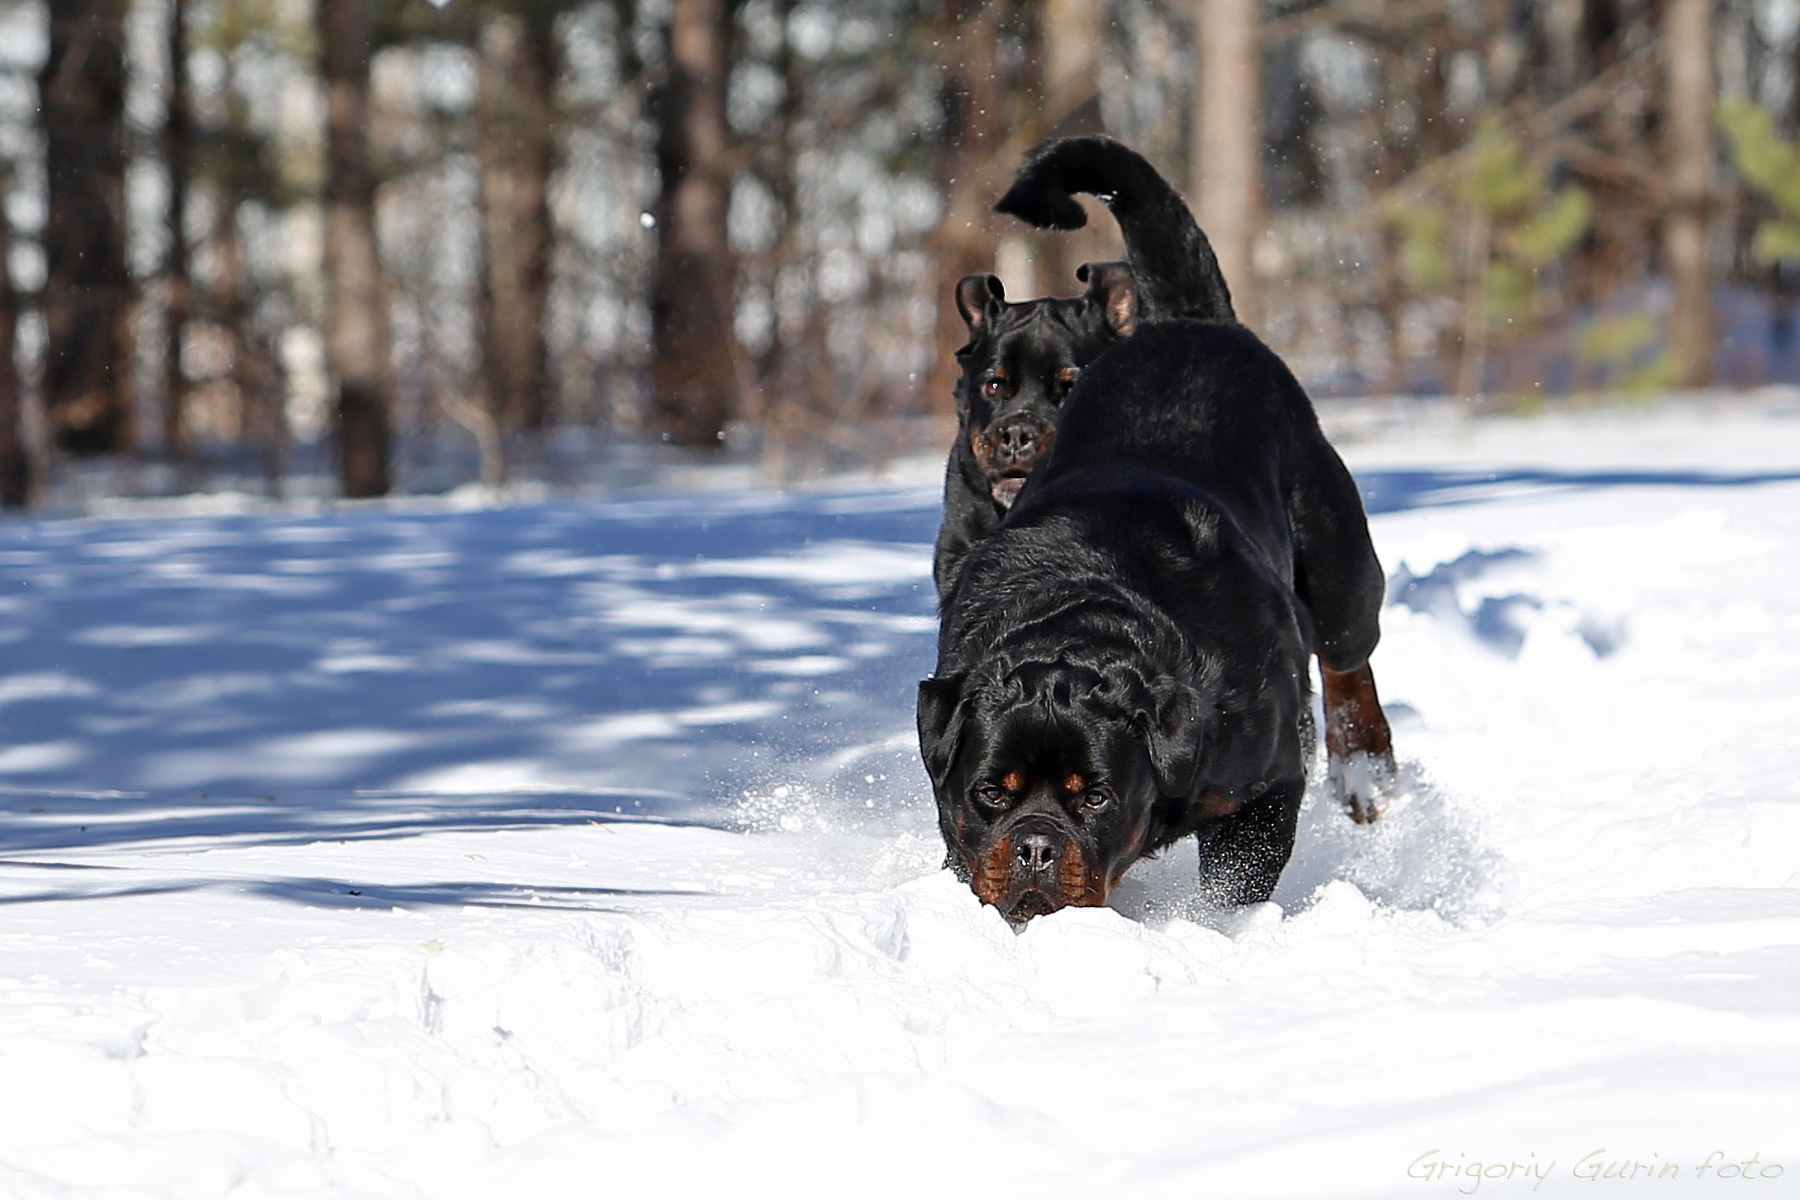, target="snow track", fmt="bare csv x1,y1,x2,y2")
3,403,1799,1197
